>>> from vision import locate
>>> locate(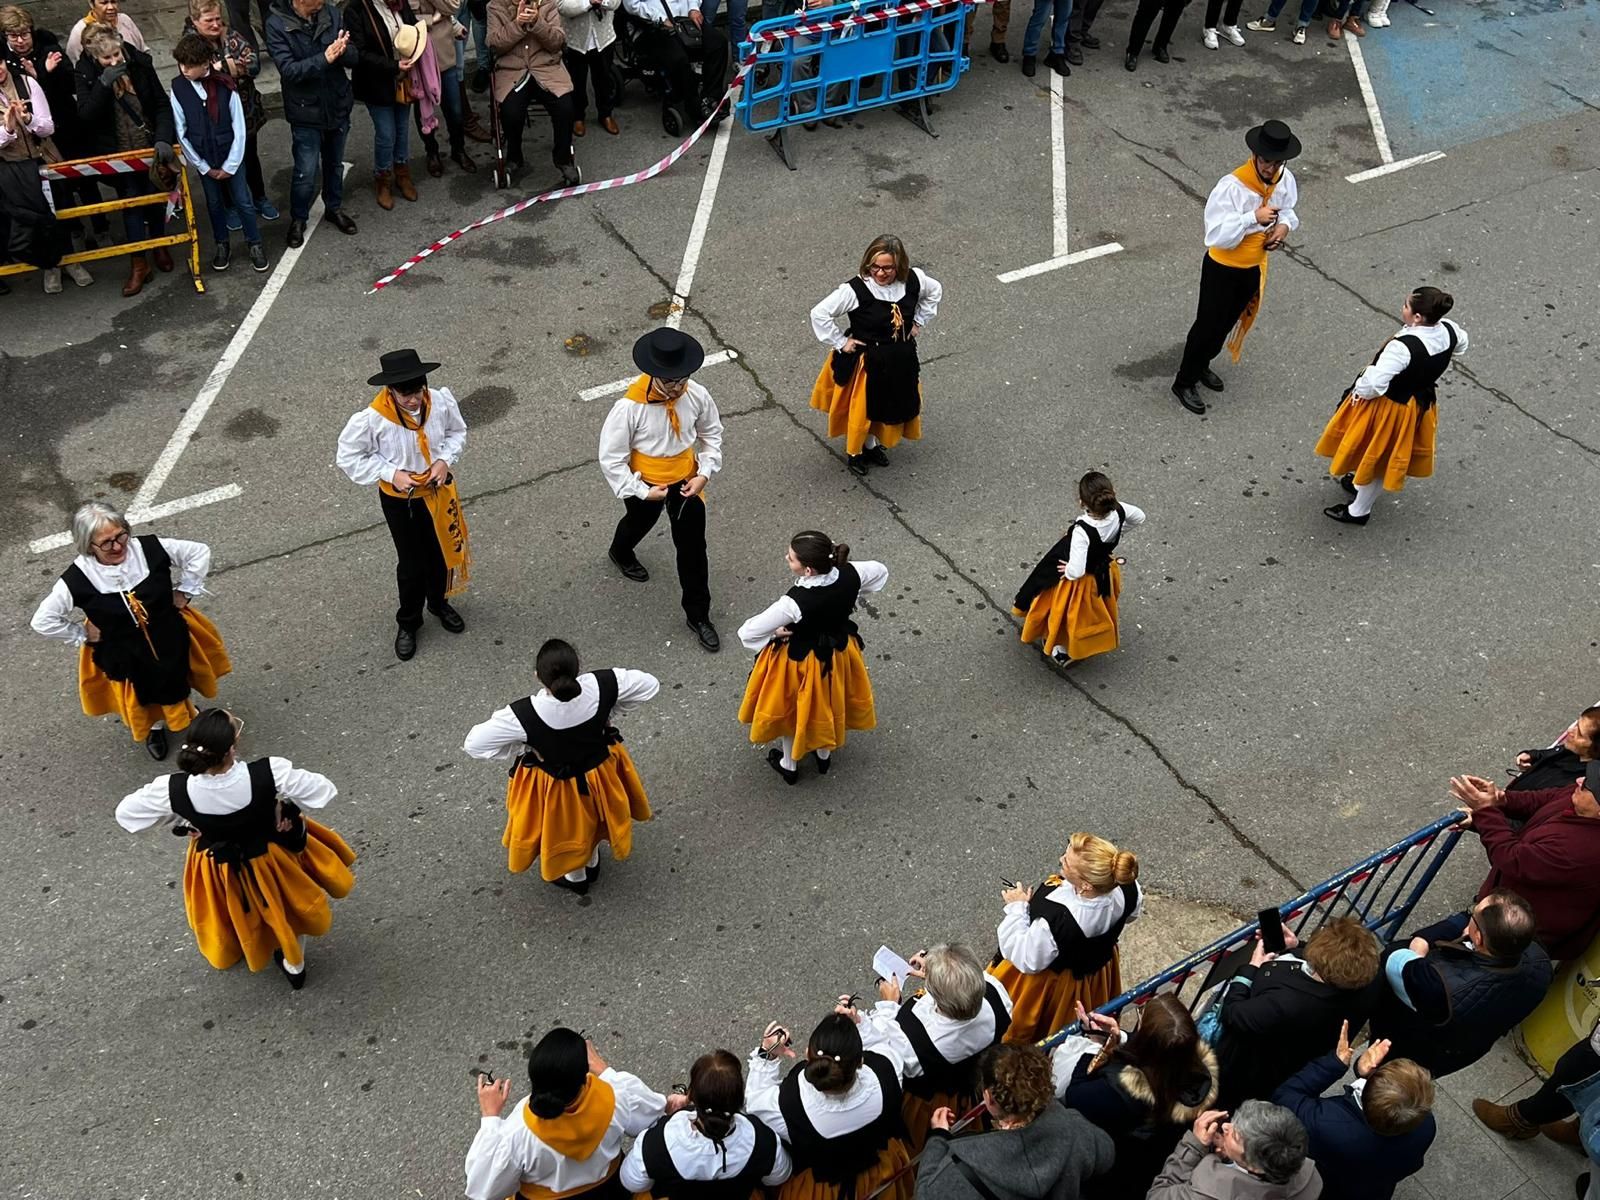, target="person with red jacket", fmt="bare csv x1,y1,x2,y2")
1449,759,1600,960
